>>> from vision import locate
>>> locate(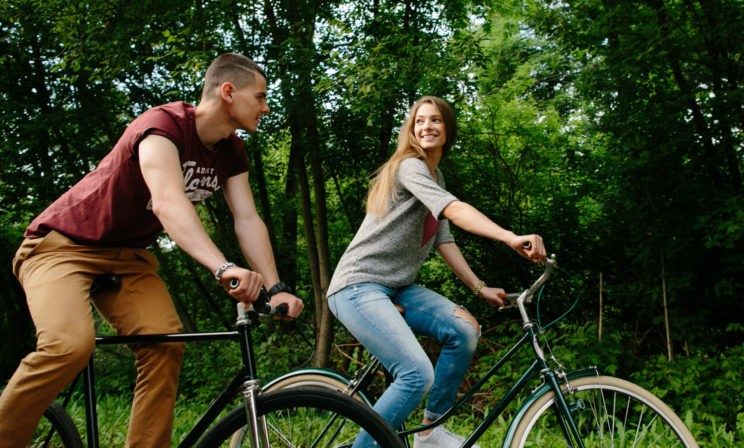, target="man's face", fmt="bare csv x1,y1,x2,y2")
230,76,270,133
